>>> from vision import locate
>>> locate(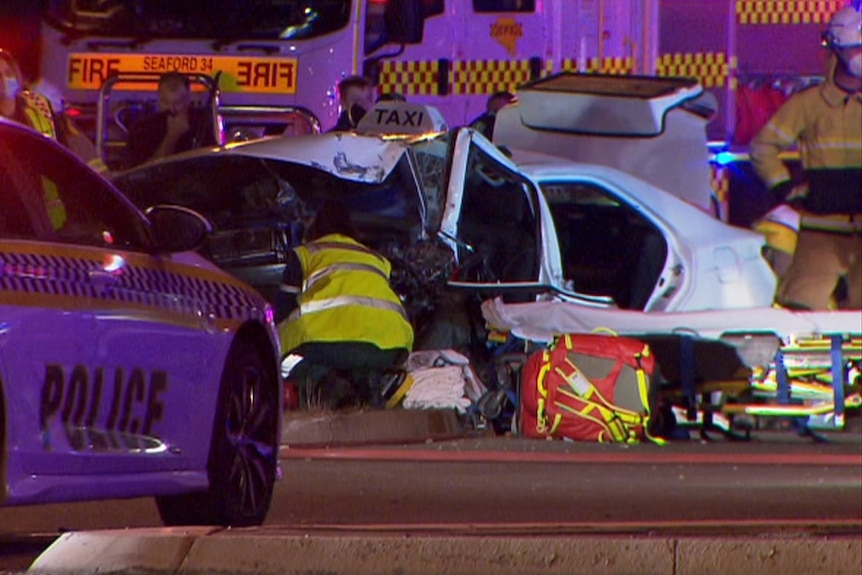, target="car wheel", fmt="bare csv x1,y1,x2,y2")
156,338,279,526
